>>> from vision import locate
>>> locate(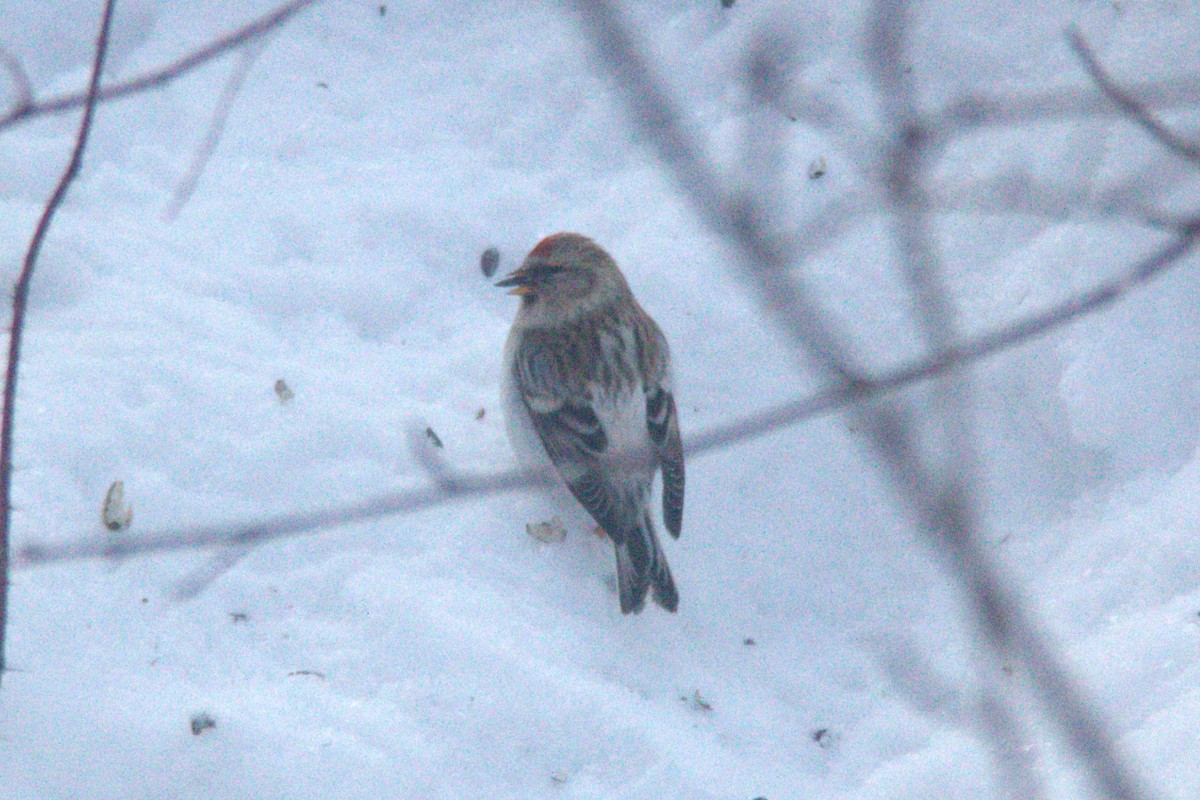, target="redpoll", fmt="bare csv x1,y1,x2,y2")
497,233,684,613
